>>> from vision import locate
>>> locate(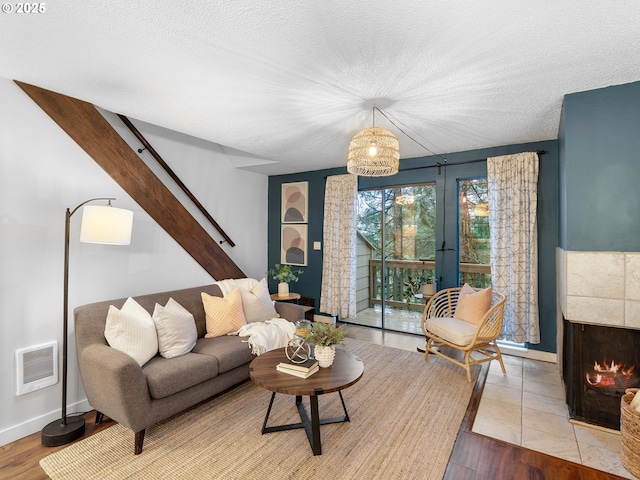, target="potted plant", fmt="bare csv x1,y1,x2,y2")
421,276,436,296
403,275,427,307
267,264,303,296
304,322,346,367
